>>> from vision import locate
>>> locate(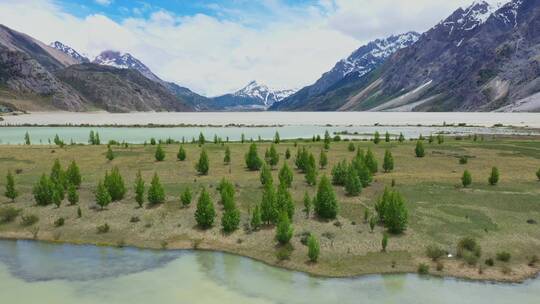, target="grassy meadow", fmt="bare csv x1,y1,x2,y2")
0,135,539,282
